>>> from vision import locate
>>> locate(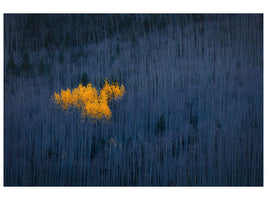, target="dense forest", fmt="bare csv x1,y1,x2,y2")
4,14,263,186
